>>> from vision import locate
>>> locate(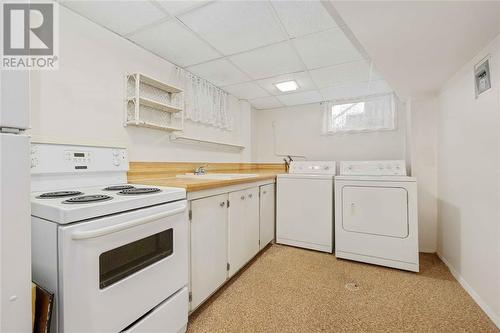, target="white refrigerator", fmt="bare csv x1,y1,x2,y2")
0,70,31,332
